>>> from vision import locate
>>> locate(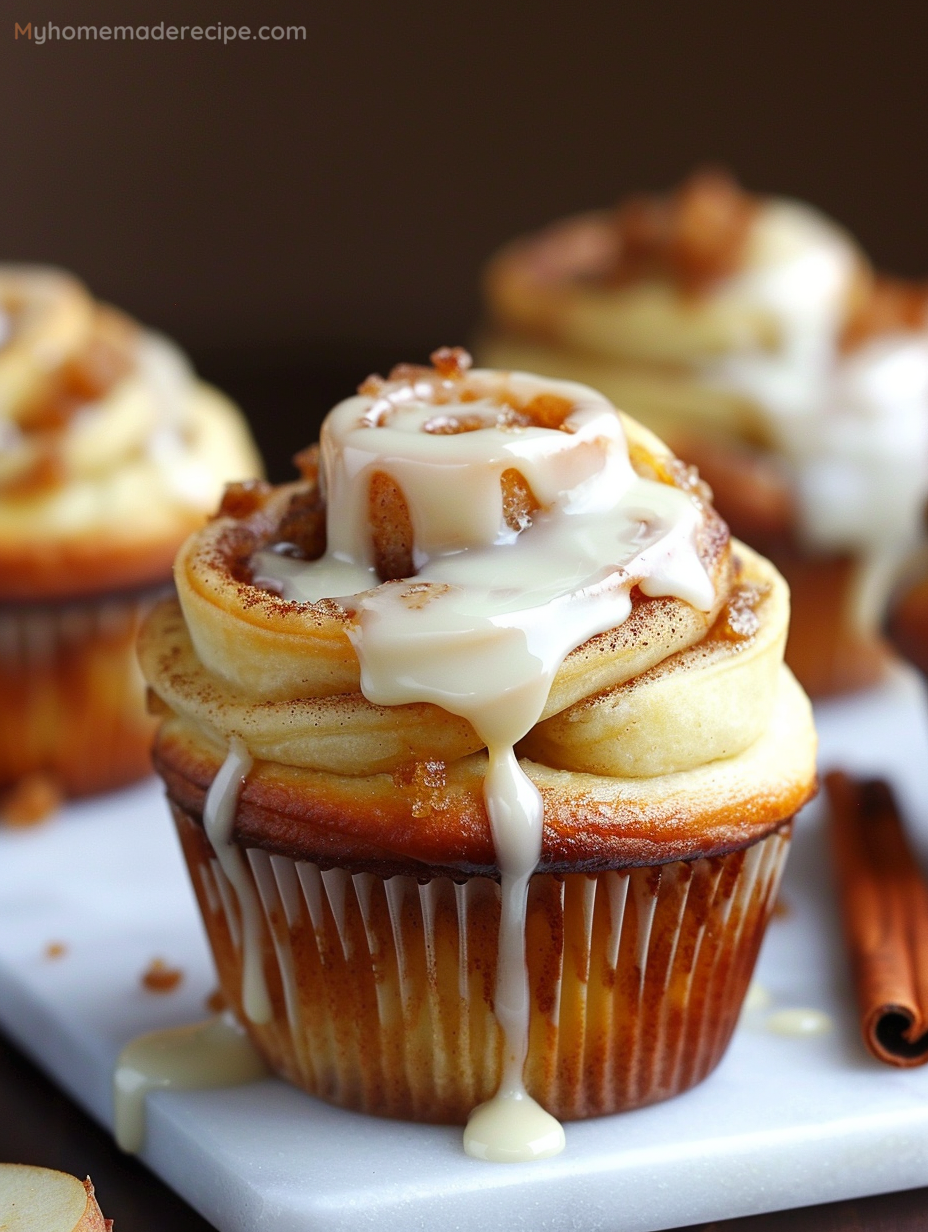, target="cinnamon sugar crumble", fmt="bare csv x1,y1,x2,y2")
430,345,472,381
668,458,714,505
216,479,273,520
521,392,575,430
607,168,758,294
397,758,451,819
358,372,387,397
0,772,63,827
0,450,67,499
717,583,766,641
275,488,326,560
140,957,184,994
292,444,321,482
17,307,137,434
205,988,226,1013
